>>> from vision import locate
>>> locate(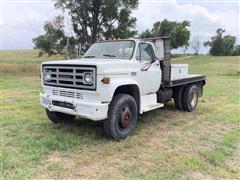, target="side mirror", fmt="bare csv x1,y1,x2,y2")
150,55,156,62
157,57,164,61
